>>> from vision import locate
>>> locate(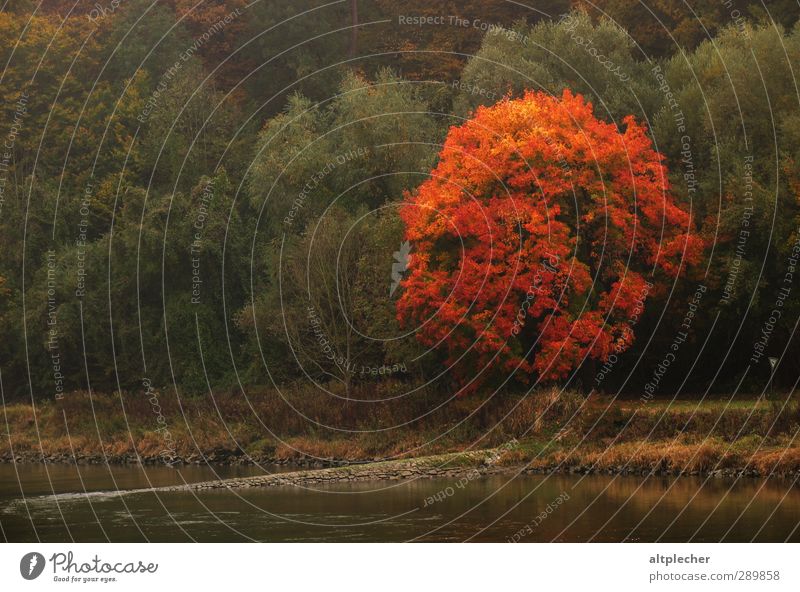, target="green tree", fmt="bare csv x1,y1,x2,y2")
648,22,800,390
247,69,441,234
454,11,661,124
